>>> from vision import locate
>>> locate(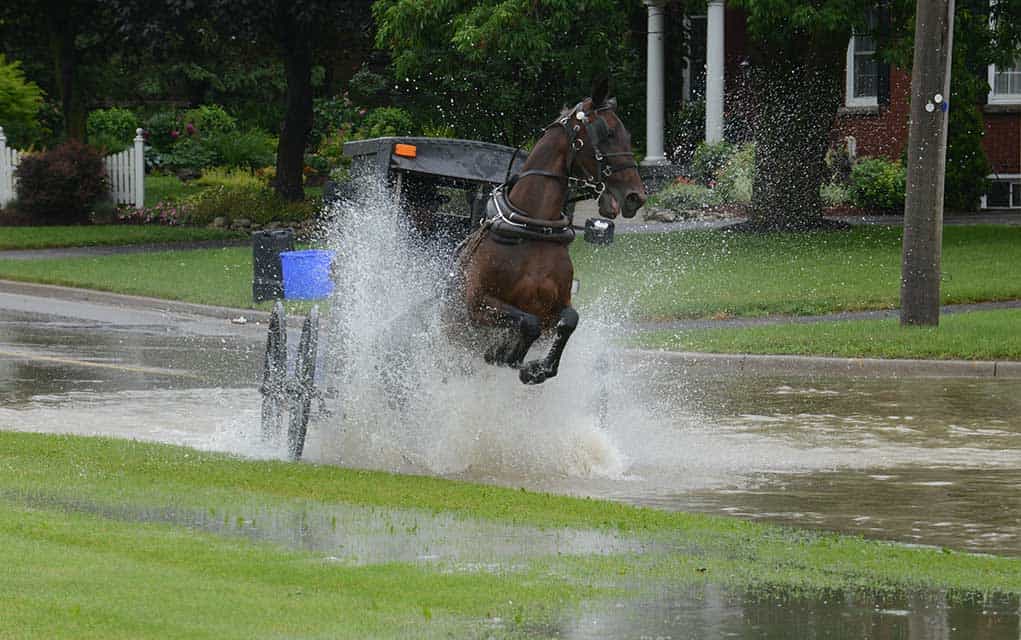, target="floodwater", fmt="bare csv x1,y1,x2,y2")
2,298,1019,560
2,294,1020,637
